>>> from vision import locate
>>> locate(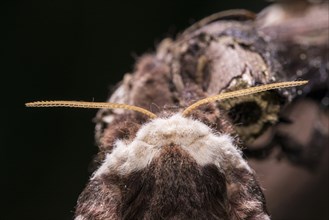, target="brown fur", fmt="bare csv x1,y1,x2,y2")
75,179,121,220
76,144,268,220
130,55,174,113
